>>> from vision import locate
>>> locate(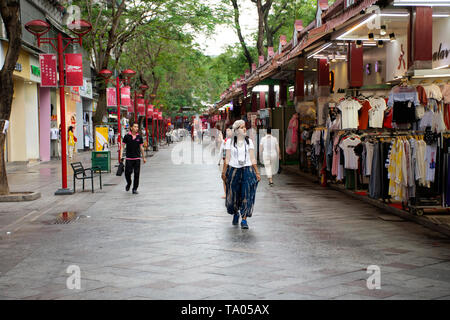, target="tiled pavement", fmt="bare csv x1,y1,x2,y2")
1,138,450,300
